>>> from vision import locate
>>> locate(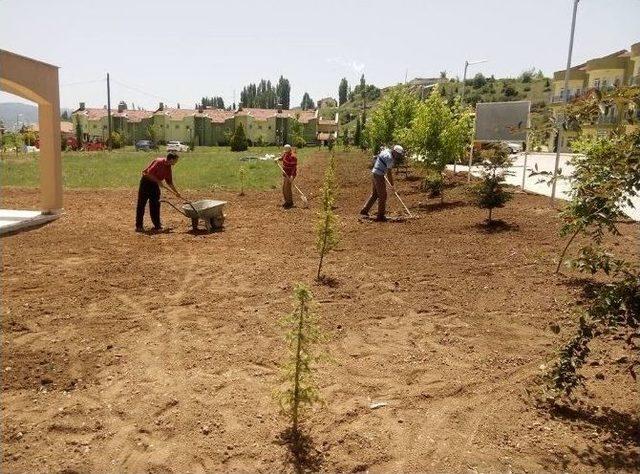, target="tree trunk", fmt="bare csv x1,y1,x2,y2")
556,228,580,274
292,302,305,434
488,207,493,223
316,214,330,280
